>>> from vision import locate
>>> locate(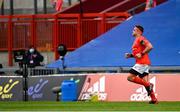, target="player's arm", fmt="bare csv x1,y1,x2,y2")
140,40,153,55
135,40,153,58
